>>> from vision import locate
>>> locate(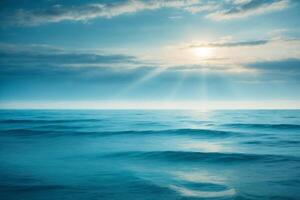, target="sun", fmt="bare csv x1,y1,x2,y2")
193,47,214,58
